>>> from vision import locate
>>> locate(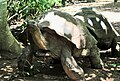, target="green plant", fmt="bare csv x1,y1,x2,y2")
7,0,62,21
49,0,62,6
